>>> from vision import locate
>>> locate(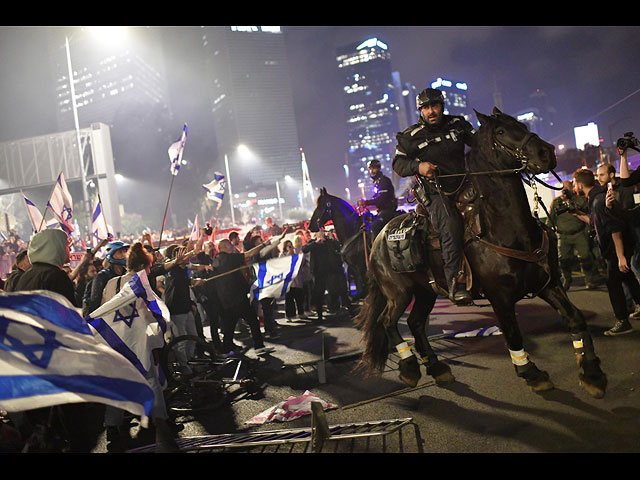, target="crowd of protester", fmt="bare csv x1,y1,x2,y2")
0,214,355,452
